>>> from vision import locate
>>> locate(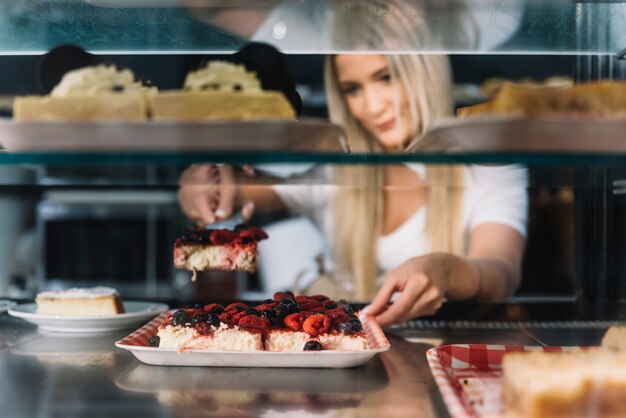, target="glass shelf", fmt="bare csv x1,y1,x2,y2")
0,119,347,153
2,116,626,167
0,1,624,55
2,150,626,166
